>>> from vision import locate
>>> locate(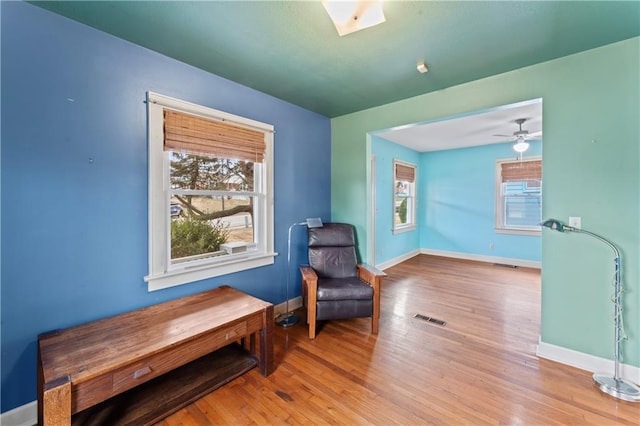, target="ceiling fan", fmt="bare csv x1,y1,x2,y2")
495,118,542,155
